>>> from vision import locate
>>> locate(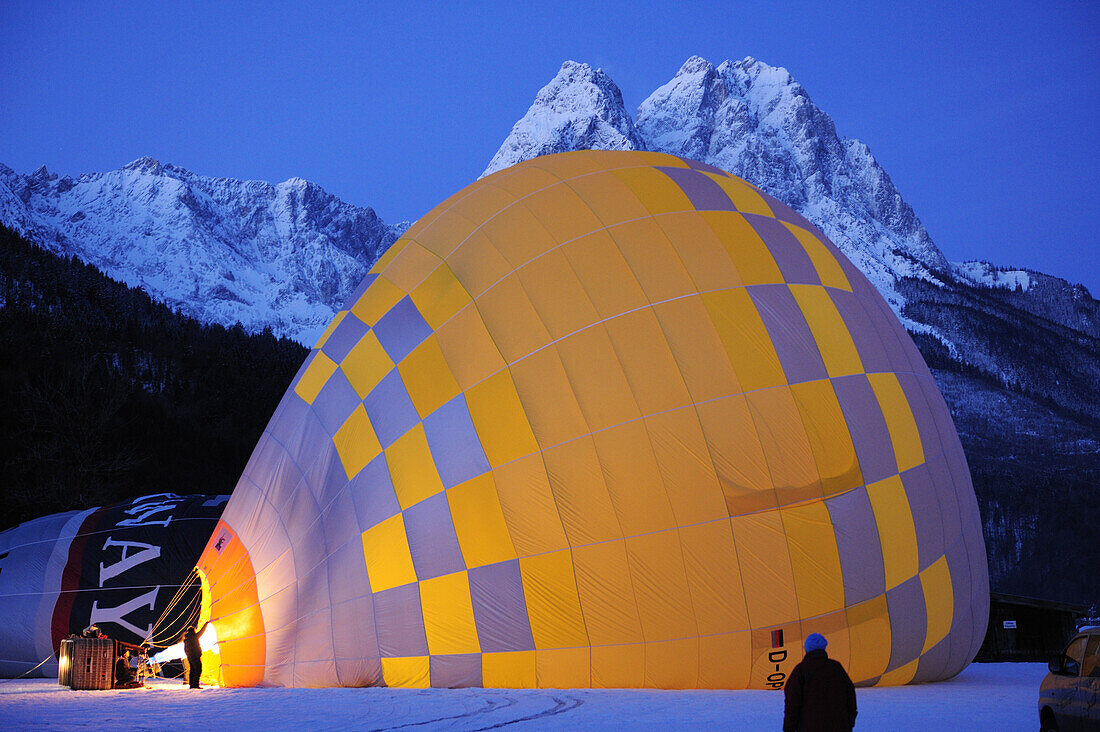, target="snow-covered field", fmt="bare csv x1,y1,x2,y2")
0,662,1043,731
